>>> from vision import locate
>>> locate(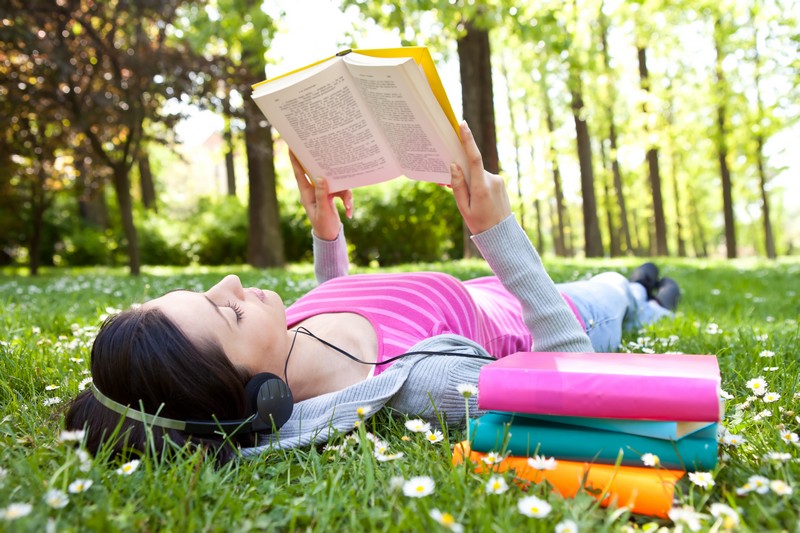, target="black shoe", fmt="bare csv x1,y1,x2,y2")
630,262,660,299
654,277,681,311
